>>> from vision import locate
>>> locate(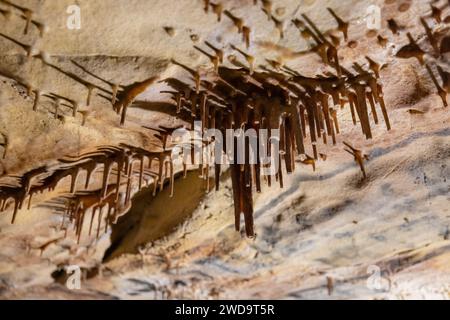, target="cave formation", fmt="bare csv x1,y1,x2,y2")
0,0,449,300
